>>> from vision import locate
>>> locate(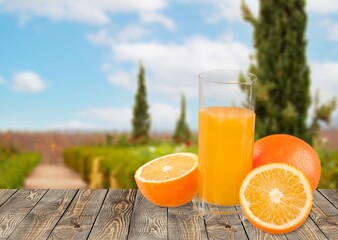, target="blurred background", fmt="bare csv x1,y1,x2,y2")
0,0,337,189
